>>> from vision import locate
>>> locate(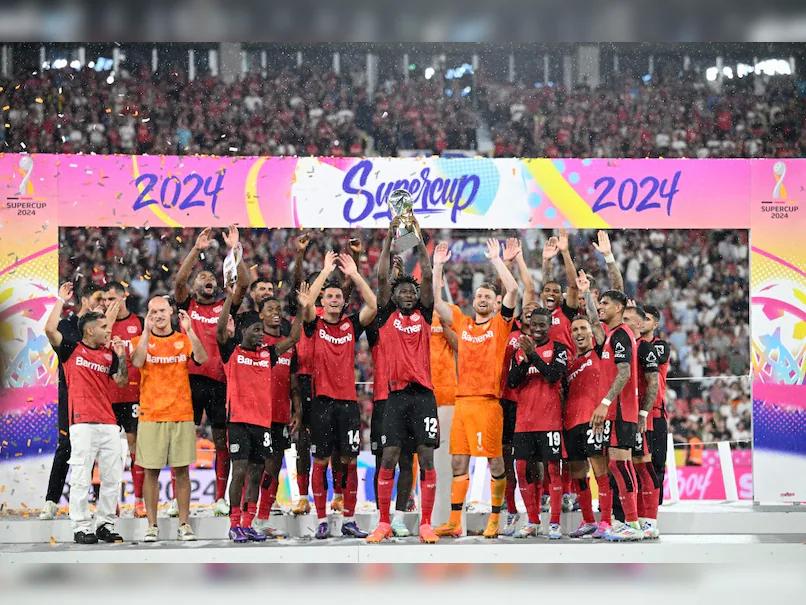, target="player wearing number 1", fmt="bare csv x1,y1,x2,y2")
433,238,520,539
